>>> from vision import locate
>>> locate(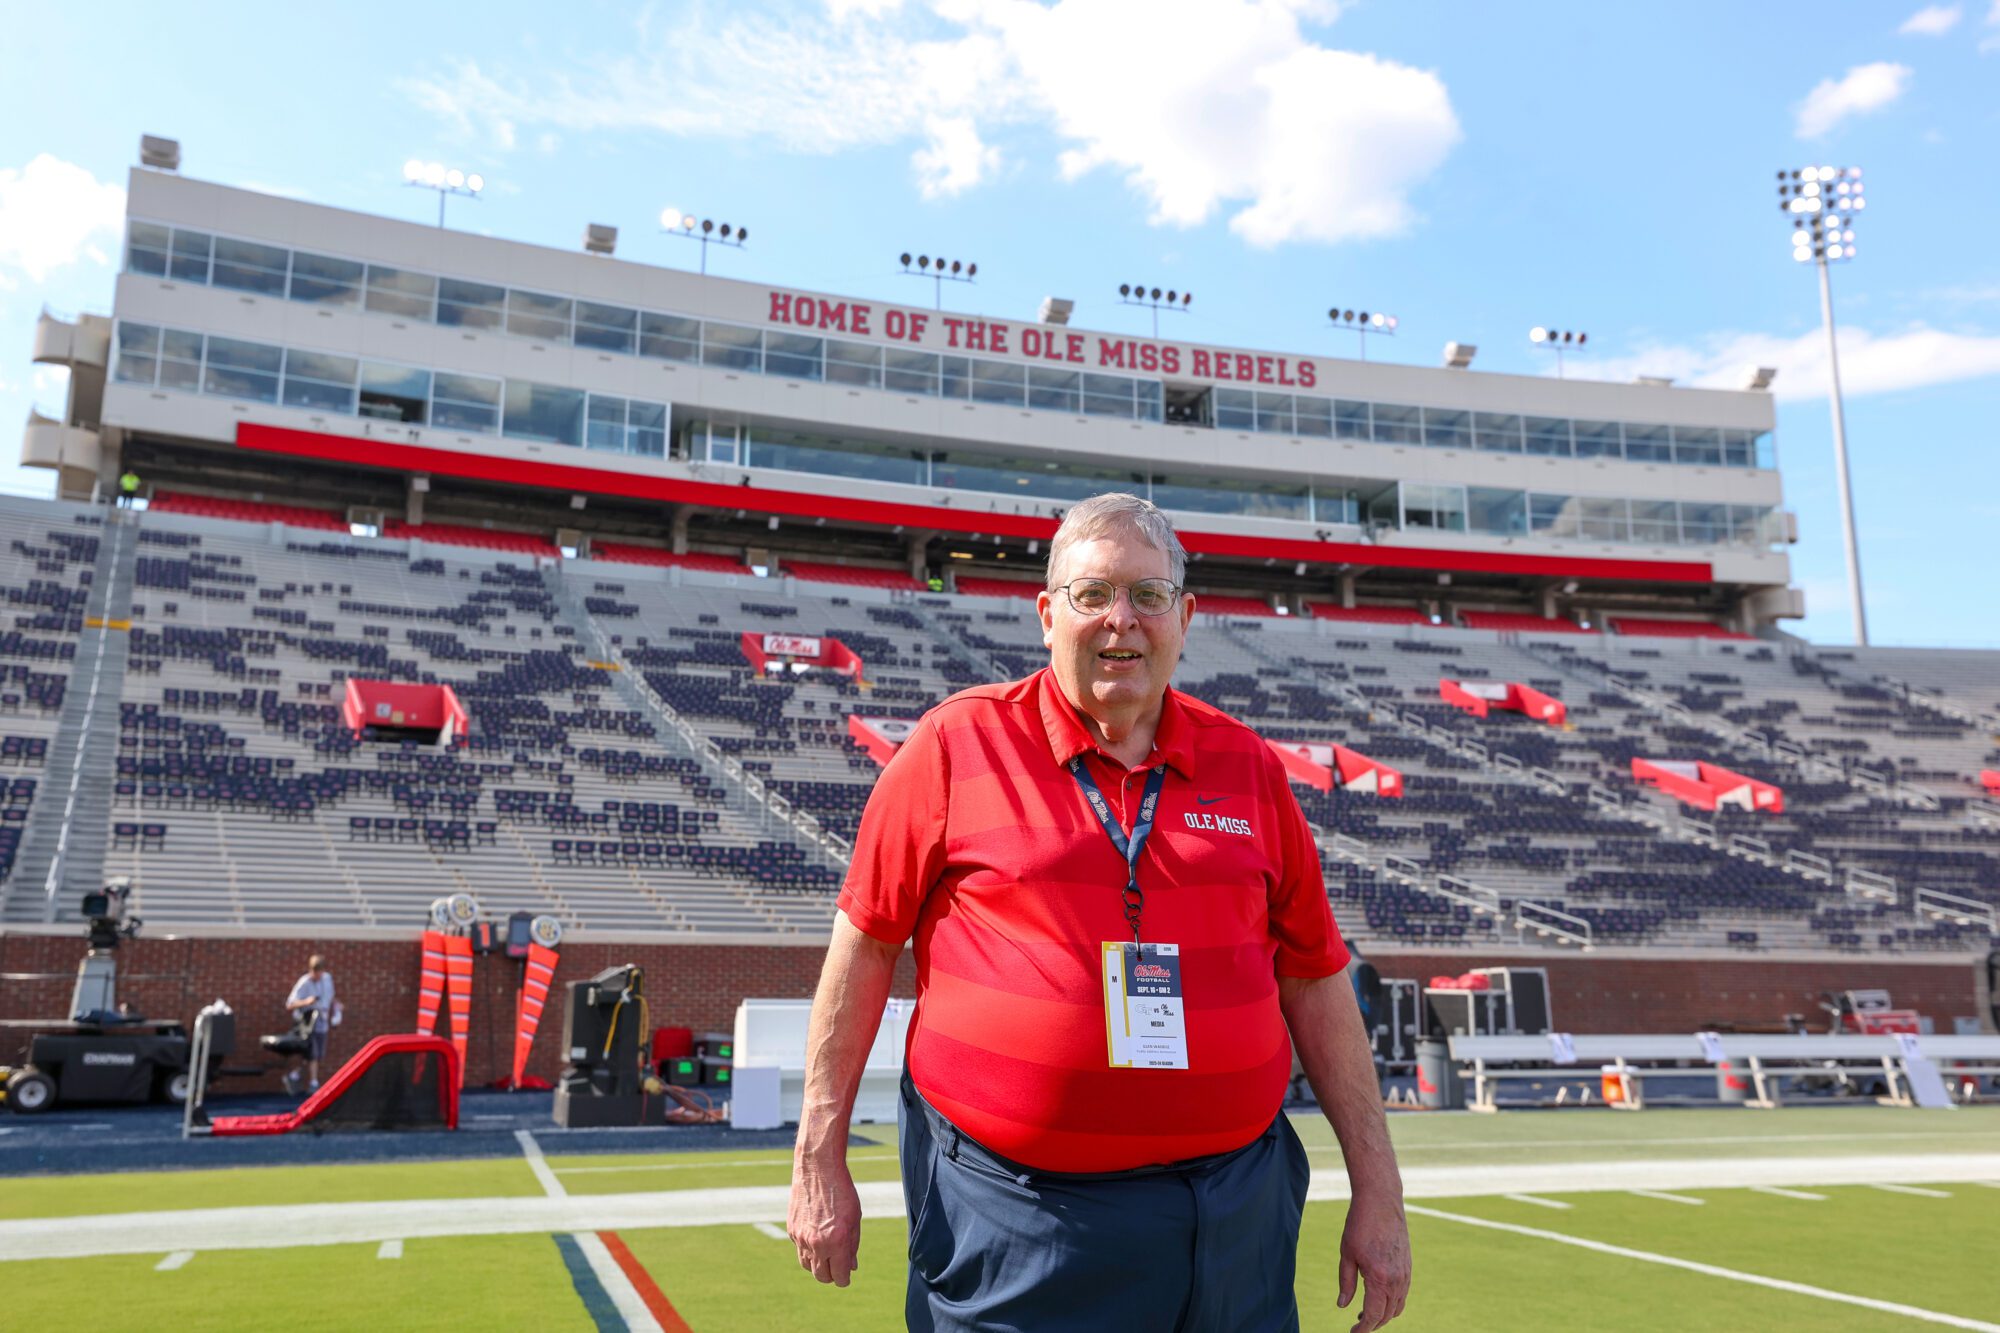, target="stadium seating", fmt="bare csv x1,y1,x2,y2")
1611,617,1753,640
1308,605,1431,627
149,491,348,531
784,561,923,591
1457,611,1588,635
